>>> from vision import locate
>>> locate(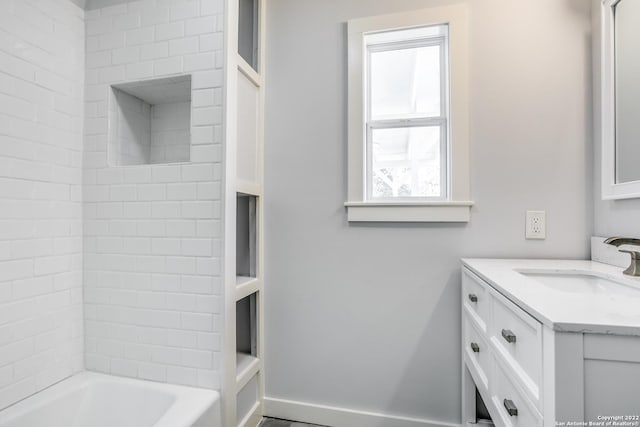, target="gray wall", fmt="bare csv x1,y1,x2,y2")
592,1,640,237
69,0,86,8
84,0,128,10
264,0,592,424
